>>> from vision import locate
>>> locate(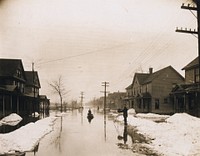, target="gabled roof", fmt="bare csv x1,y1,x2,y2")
135,73,149,84
127,66,184,88
182,57,199,70
143,66,184,84
25,71,41,88
126,73,149,89
125,84,132,90
0,58,26,81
